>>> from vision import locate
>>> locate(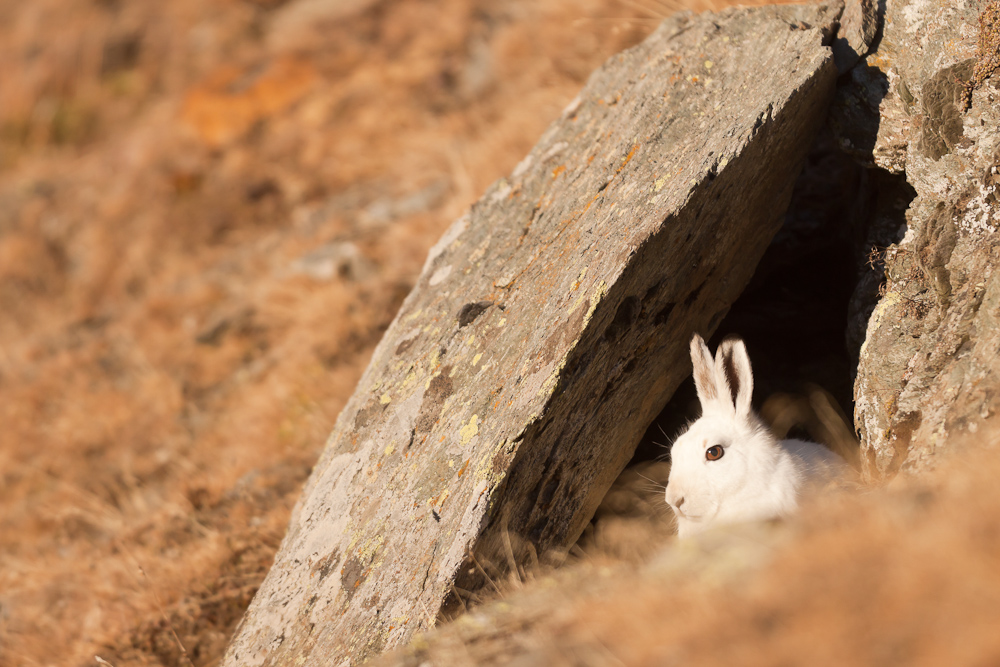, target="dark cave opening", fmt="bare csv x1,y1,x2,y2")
628,129,916,467
580,130,915,556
